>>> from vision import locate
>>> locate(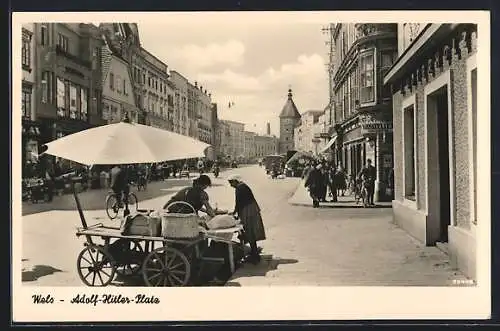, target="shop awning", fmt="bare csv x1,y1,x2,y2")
320,136,337,154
